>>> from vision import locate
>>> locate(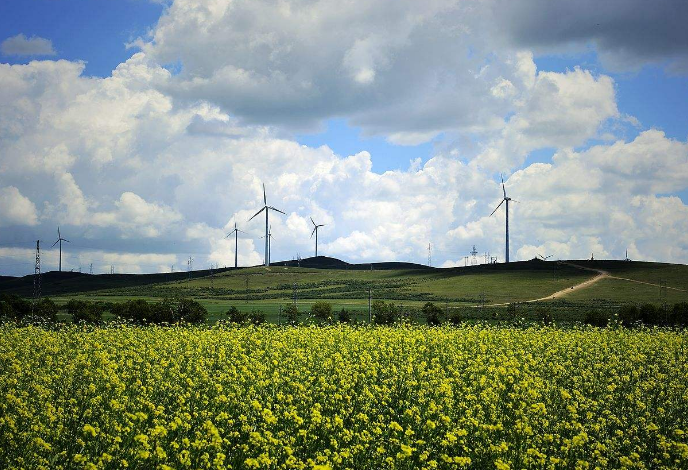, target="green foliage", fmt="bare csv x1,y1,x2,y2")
113,298,207,325
0,294,32,319
33,298,58,322
248,310,266,325
584,309,610,327
310,301,333,322
670,302,688,327
67,299,102,323
225,306,248,324
283,304,299,324
338,308,352,323
372,300,398,325
421,302,443,326
618,305,640,326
